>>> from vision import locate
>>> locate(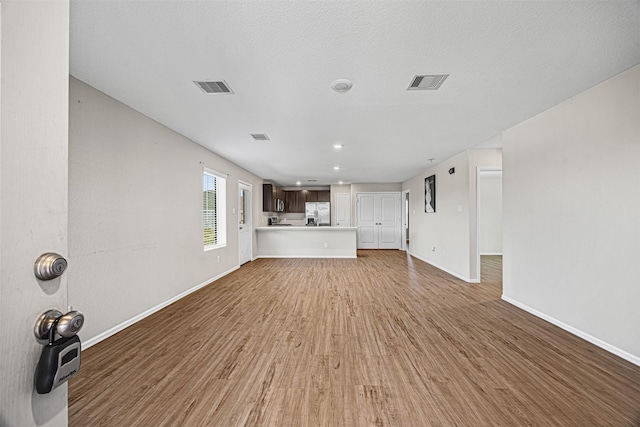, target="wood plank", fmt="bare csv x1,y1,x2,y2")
69,253,640,426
